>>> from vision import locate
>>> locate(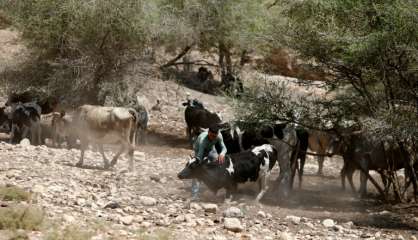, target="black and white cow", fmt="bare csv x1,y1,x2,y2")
258,123,298,198
178,144,277,202
200,121,299,198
